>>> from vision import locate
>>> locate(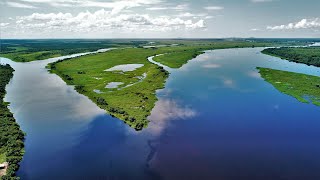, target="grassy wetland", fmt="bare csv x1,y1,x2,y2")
48,48,170,130
47,40,272,130
258,67,320,106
